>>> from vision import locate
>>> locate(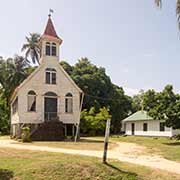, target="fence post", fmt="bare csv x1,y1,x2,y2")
103,118,111,164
